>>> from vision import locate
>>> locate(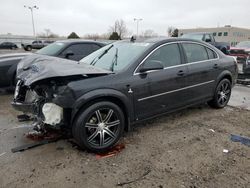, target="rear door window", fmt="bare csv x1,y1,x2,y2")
182,43,209,63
